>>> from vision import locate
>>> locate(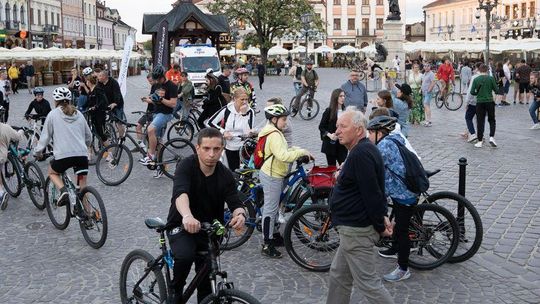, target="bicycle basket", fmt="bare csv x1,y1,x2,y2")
308,166,337,189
